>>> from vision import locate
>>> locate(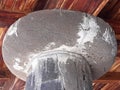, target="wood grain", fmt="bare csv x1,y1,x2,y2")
99,0,120,20
0,0,119,90
0,0,38,13
34,0,105,14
